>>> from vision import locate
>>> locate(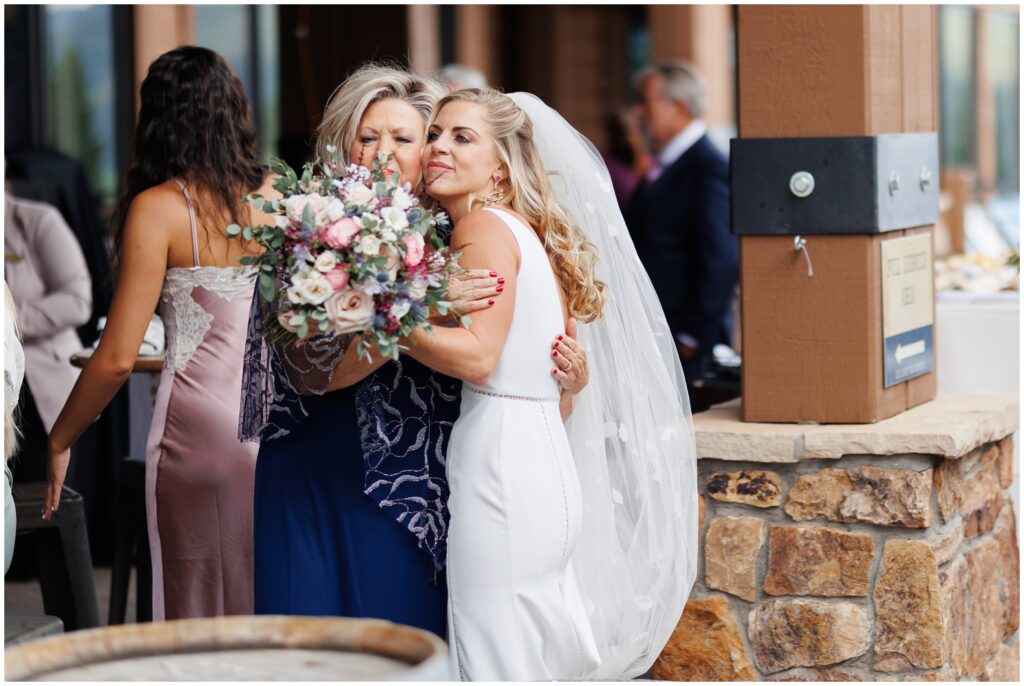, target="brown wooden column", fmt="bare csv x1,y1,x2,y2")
407,5,440,76
648,5,734,131
133,5,195,94
455,5,498,86
737,5,938,423
974,7,998,197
